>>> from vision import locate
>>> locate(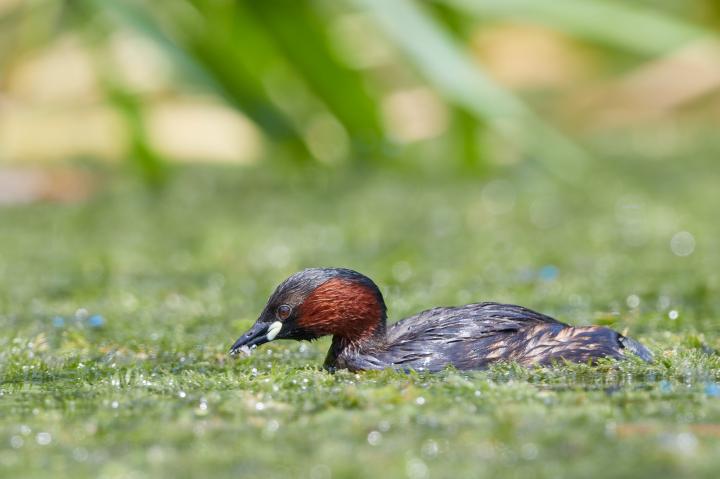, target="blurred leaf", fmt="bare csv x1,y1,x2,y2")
96,0,387,163
106,85,168,187
355,0,589,180
249,1,385,159
452,107,486,173
0,0,64,71
441,0,713,56
427,2,488,172
97,0,311,159
92,0,219,91
178,1,304,142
